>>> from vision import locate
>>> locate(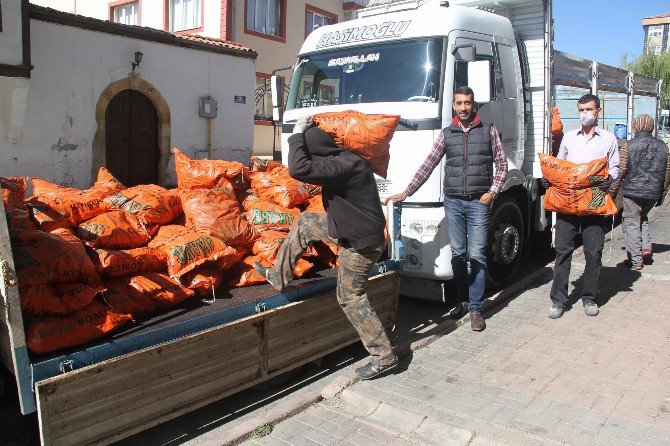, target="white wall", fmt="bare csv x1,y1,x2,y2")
0,19,255,188
0,0,24,66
